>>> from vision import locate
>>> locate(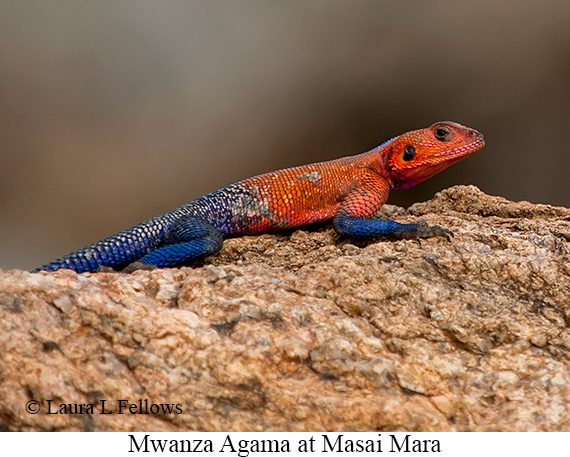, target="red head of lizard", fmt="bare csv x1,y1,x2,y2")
382,121,485,190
